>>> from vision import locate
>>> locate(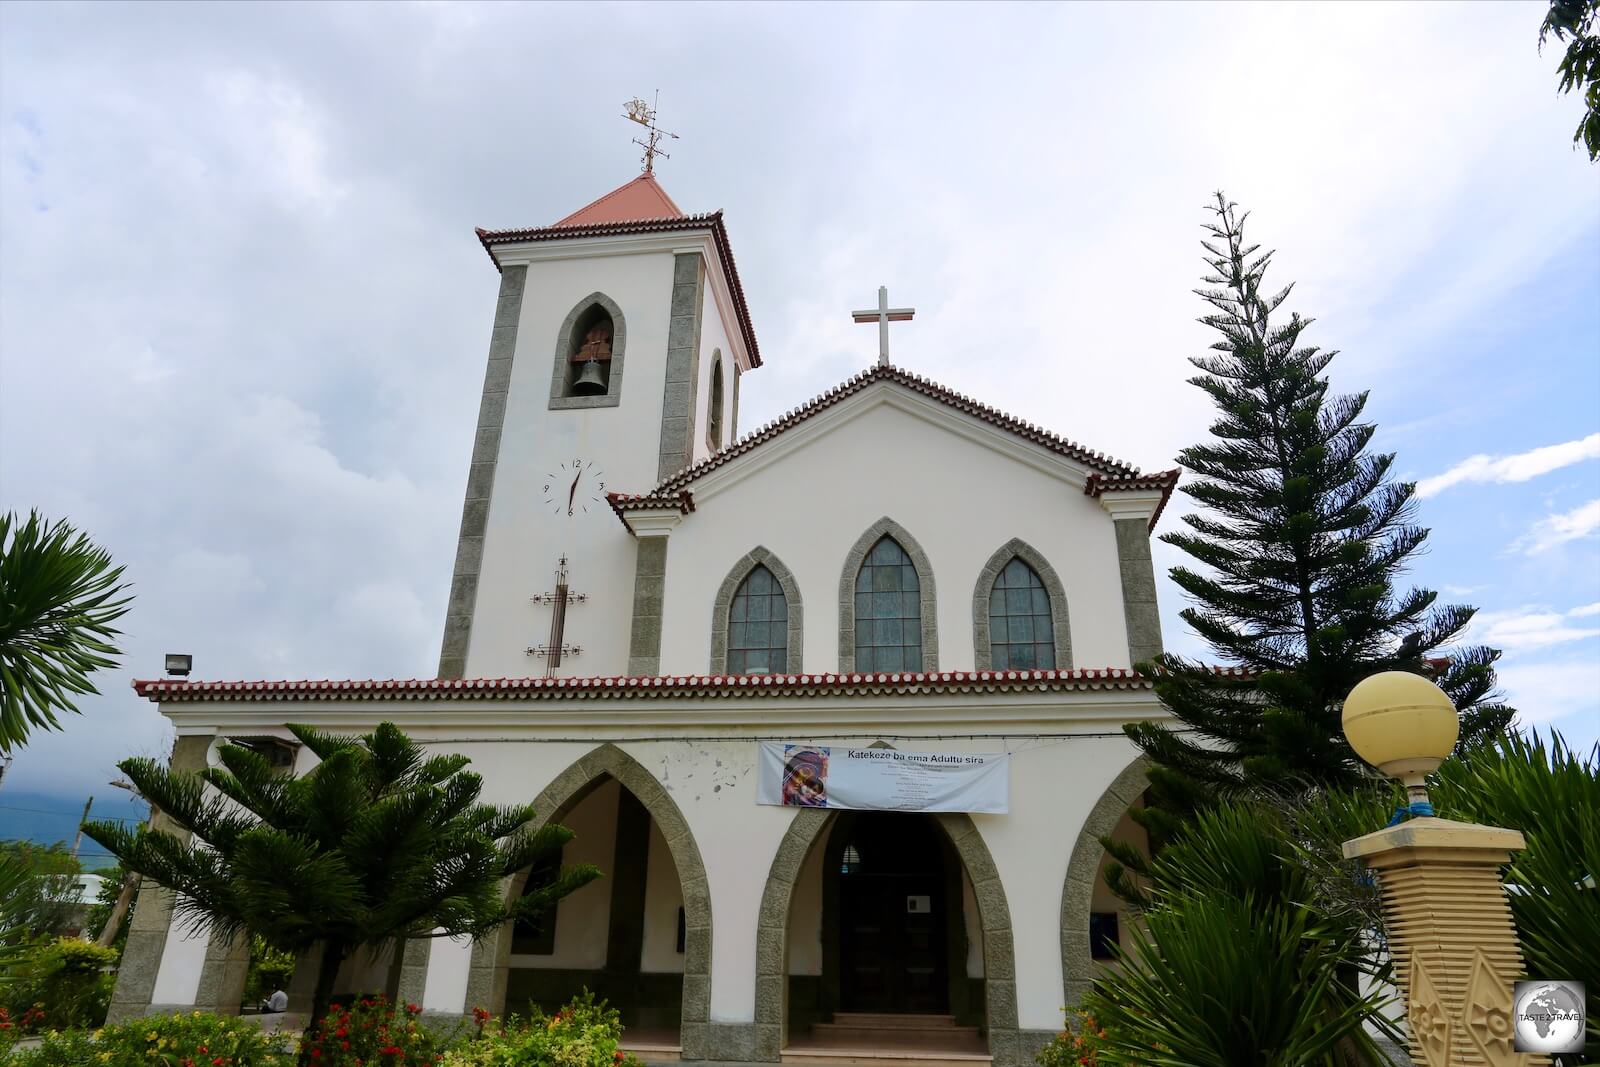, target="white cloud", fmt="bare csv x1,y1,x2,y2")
0,1,1596,801
1417,433,1600,497
1510,499,1600,555
1498,657,1600,732
1469,604,1600,650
